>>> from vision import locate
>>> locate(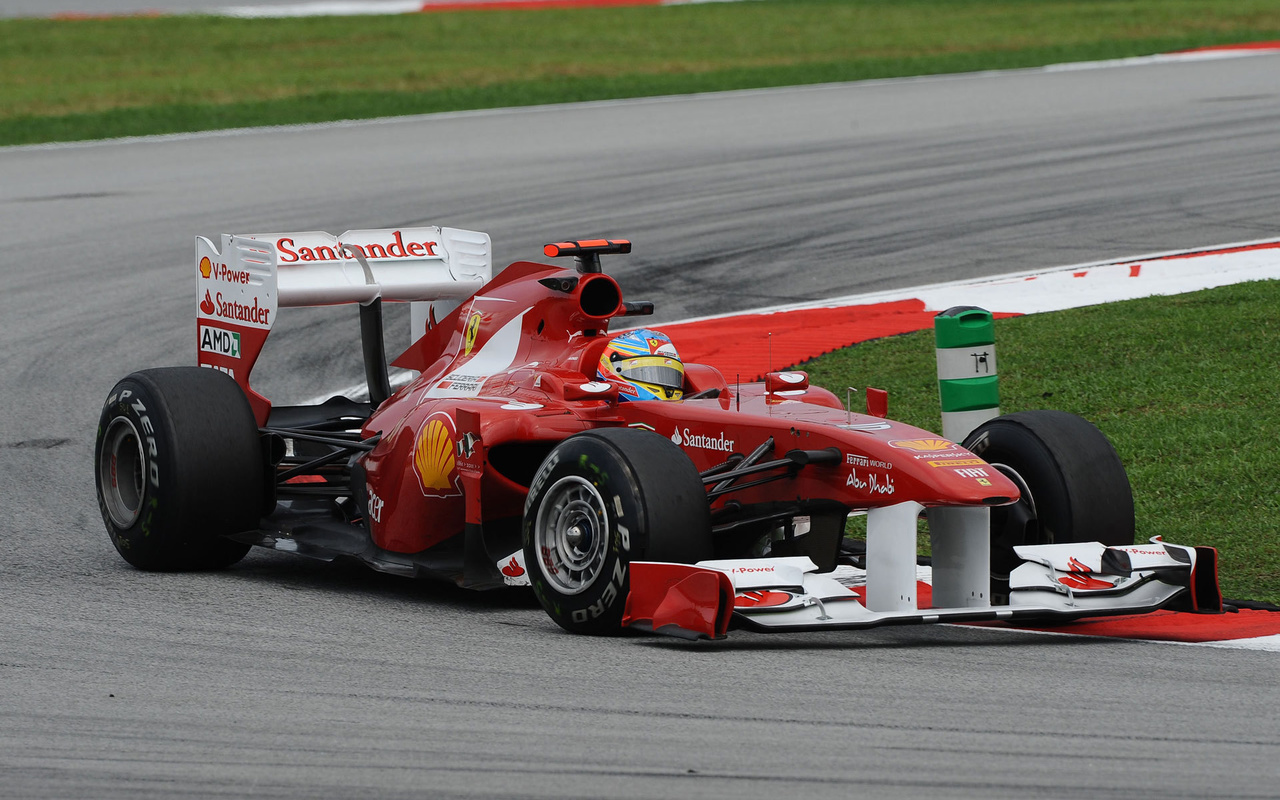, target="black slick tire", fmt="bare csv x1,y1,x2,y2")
94,367,262,570
523,427,712,635
962,410,1134,596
